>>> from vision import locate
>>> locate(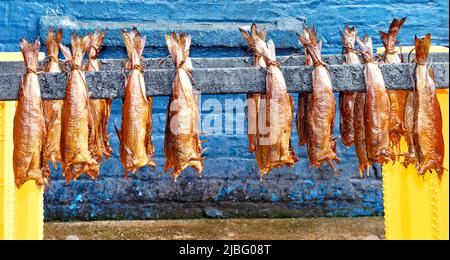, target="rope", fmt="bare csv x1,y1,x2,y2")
266,60,281,68
25,67,42,75
313,60,327,67
342,44,359,55
178,63,197,85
